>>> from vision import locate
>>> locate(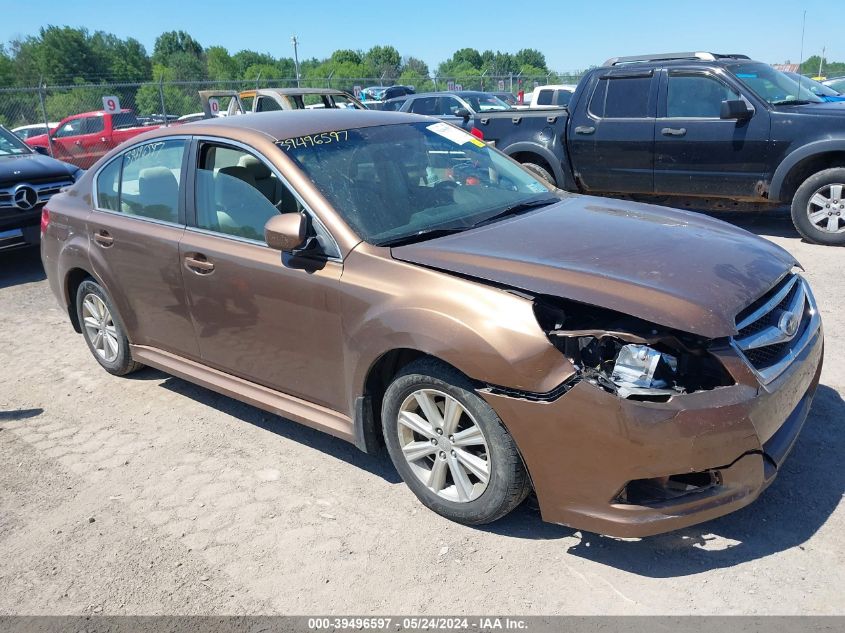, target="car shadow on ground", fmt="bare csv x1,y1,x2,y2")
700,207,803,240
0,245,45,289
485,384,845,577
143,370,402,484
